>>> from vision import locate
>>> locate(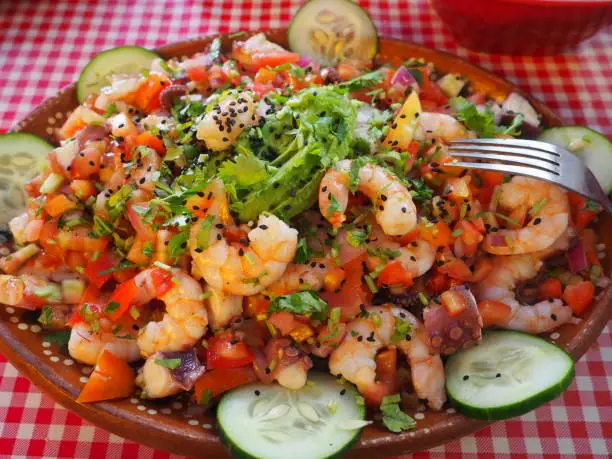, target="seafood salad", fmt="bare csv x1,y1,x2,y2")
0,24,608,459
